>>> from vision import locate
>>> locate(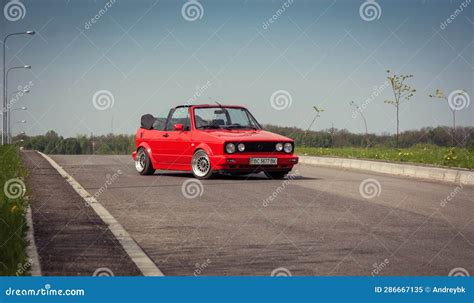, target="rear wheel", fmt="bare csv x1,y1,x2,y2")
264,171,288,180
135,148,155,175
192,150,213,179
